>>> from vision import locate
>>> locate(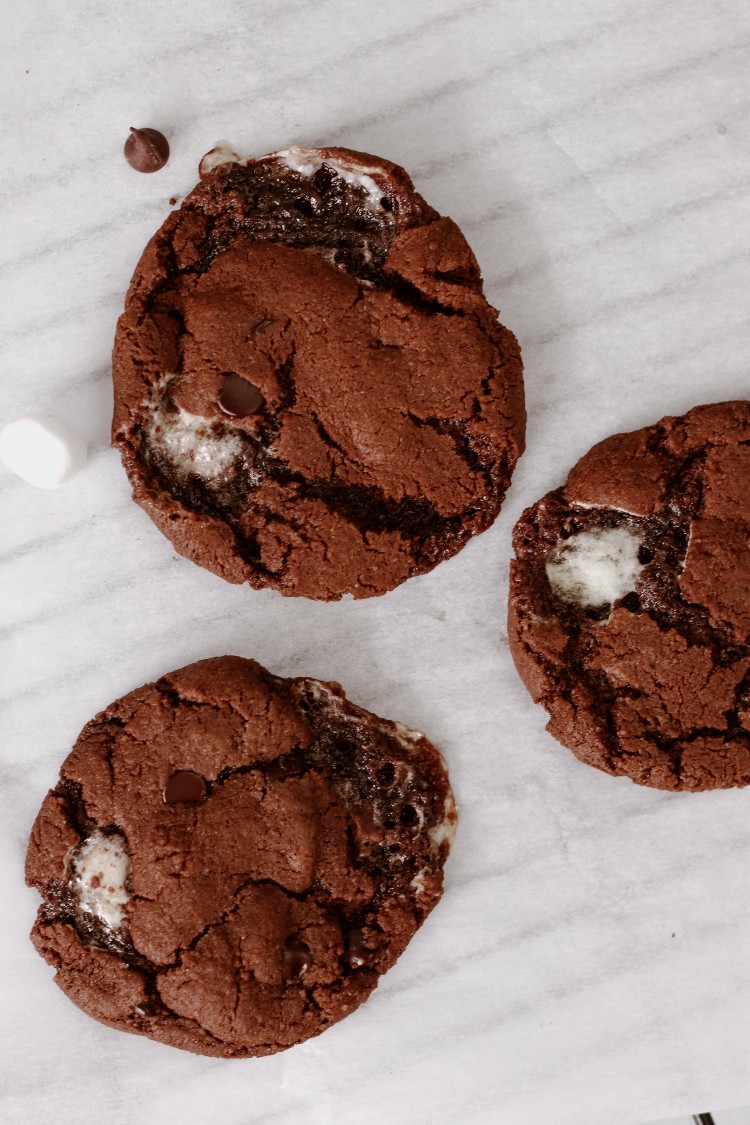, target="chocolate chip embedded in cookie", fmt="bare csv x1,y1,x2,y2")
25,657,456,1057
508,400,750,791
112,144,525,600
